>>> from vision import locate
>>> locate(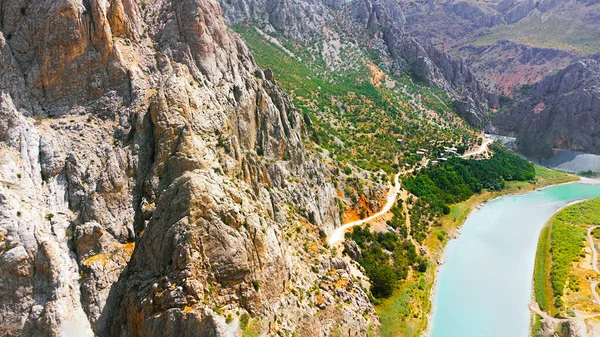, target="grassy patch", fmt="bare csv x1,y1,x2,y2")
531,313,543,337
533,197,600,316
242,317,262,337
535,166,578,184
533,224,552,312
473,15,600,55
376,272,431,337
